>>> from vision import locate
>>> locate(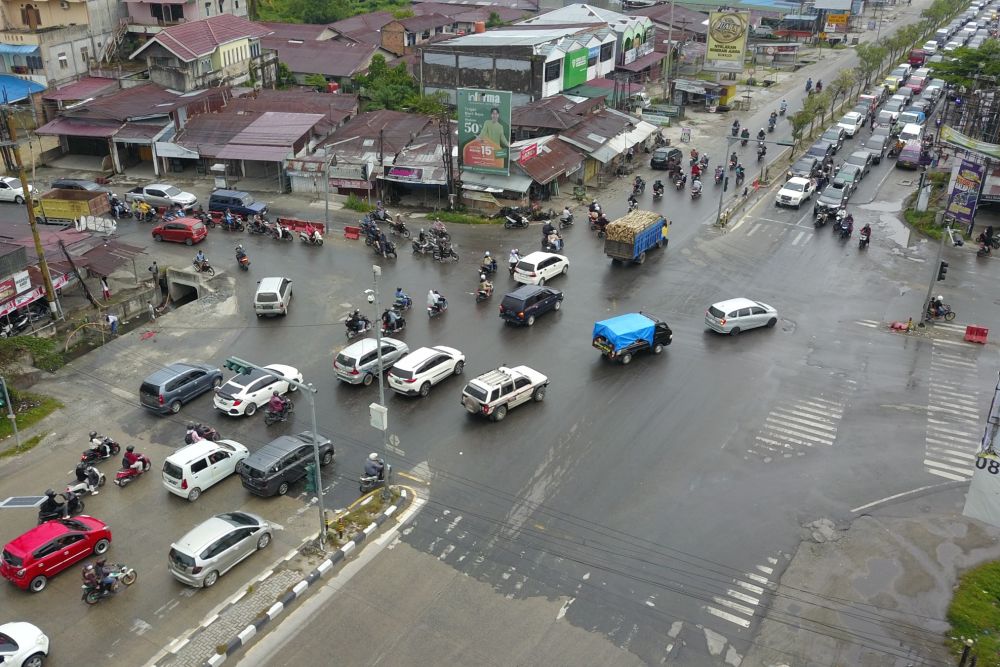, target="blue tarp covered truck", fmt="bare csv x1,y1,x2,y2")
592,312,673,364
603,210,669,264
